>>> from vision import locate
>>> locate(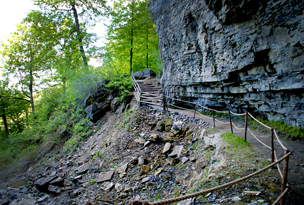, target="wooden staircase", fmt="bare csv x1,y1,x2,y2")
136,79,162,107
